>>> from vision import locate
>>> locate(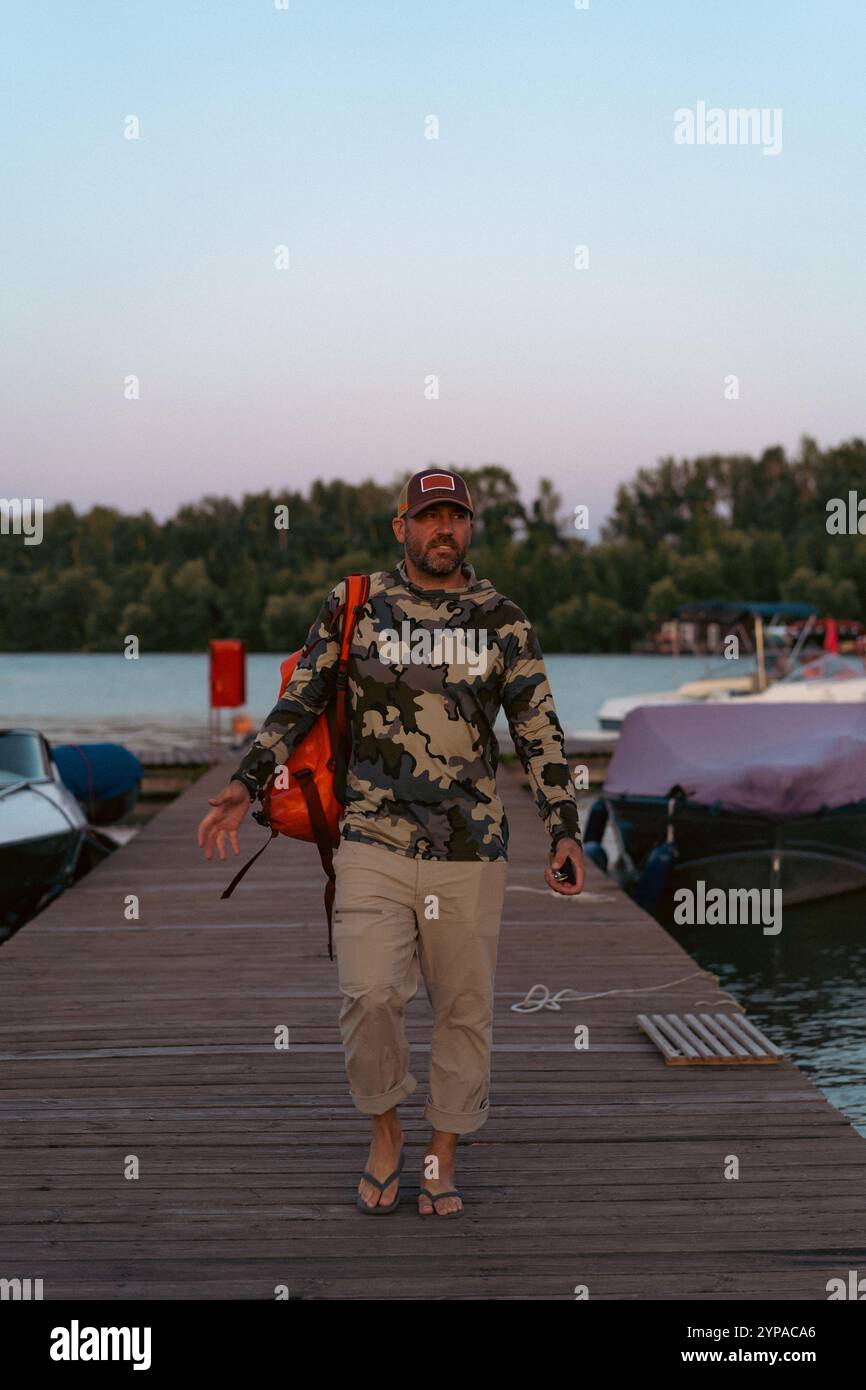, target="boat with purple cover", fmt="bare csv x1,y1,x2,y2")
594,703,866,908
